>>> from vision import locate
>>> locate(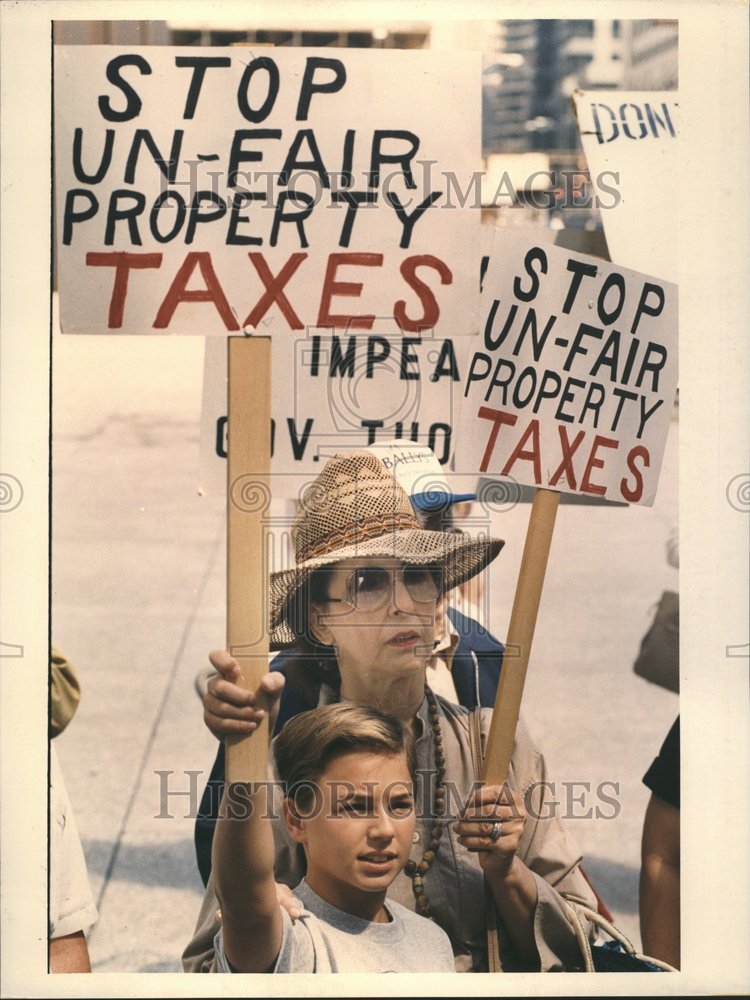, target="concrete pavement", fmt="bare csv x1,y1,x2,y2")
51,321,679,973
